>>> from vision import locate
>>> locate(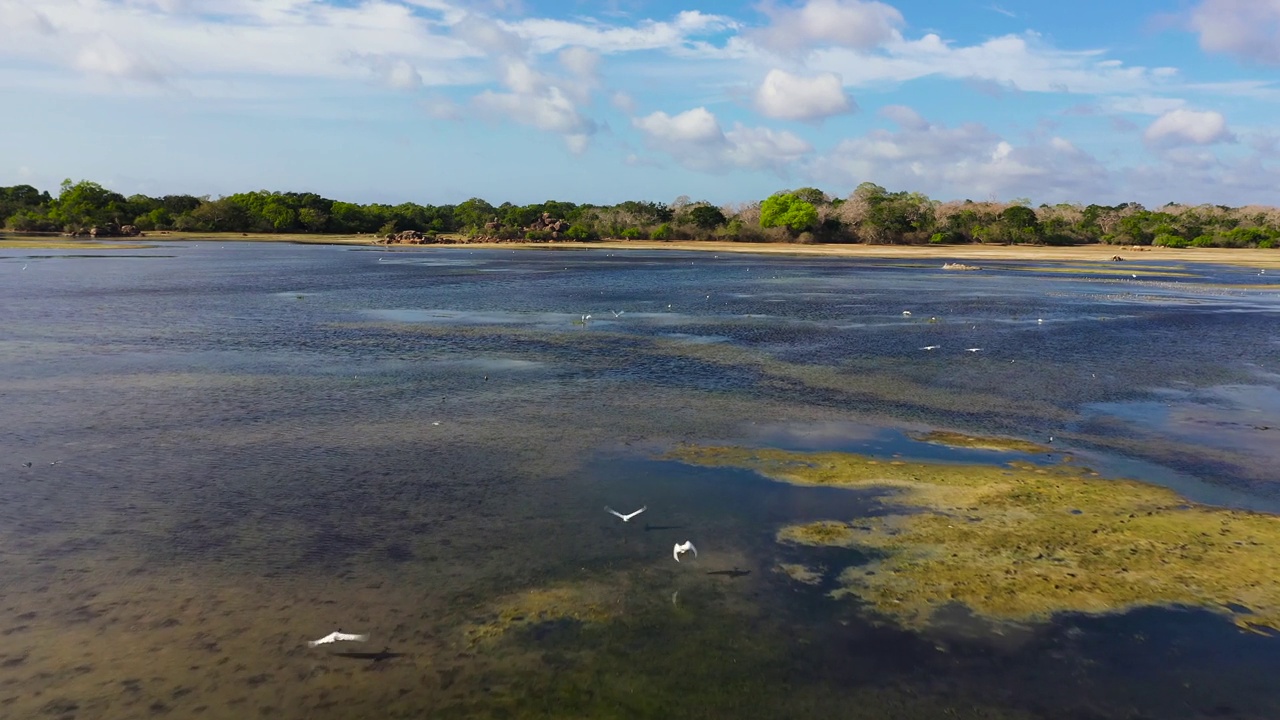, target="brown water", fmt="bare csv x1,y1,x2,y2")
1,242,1279,719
